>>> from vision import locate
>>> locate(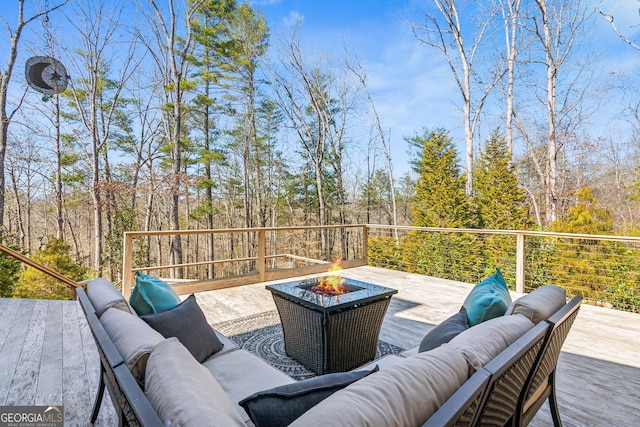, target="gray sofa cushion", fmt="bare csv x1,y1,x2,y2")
141,294,223,363
86,278,132,317
145,338,245,427
449,313,534,374
100,307,164,382
419,307,469,353
505,285,567,324
239,366,379,427
289,344,468,427
203,349,295,422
